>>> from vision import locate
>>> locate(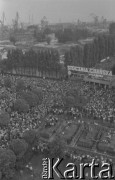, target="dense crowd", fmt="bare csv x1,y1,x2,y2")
0,74,115,179
0,75,69,149
0,74,115,151
83,84,115,123
49,82,115,124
